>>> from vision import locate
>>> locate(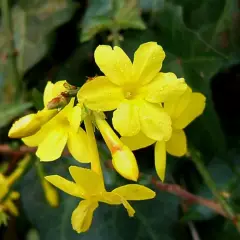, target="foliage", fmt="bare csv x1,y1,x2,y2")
1,0,240,239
